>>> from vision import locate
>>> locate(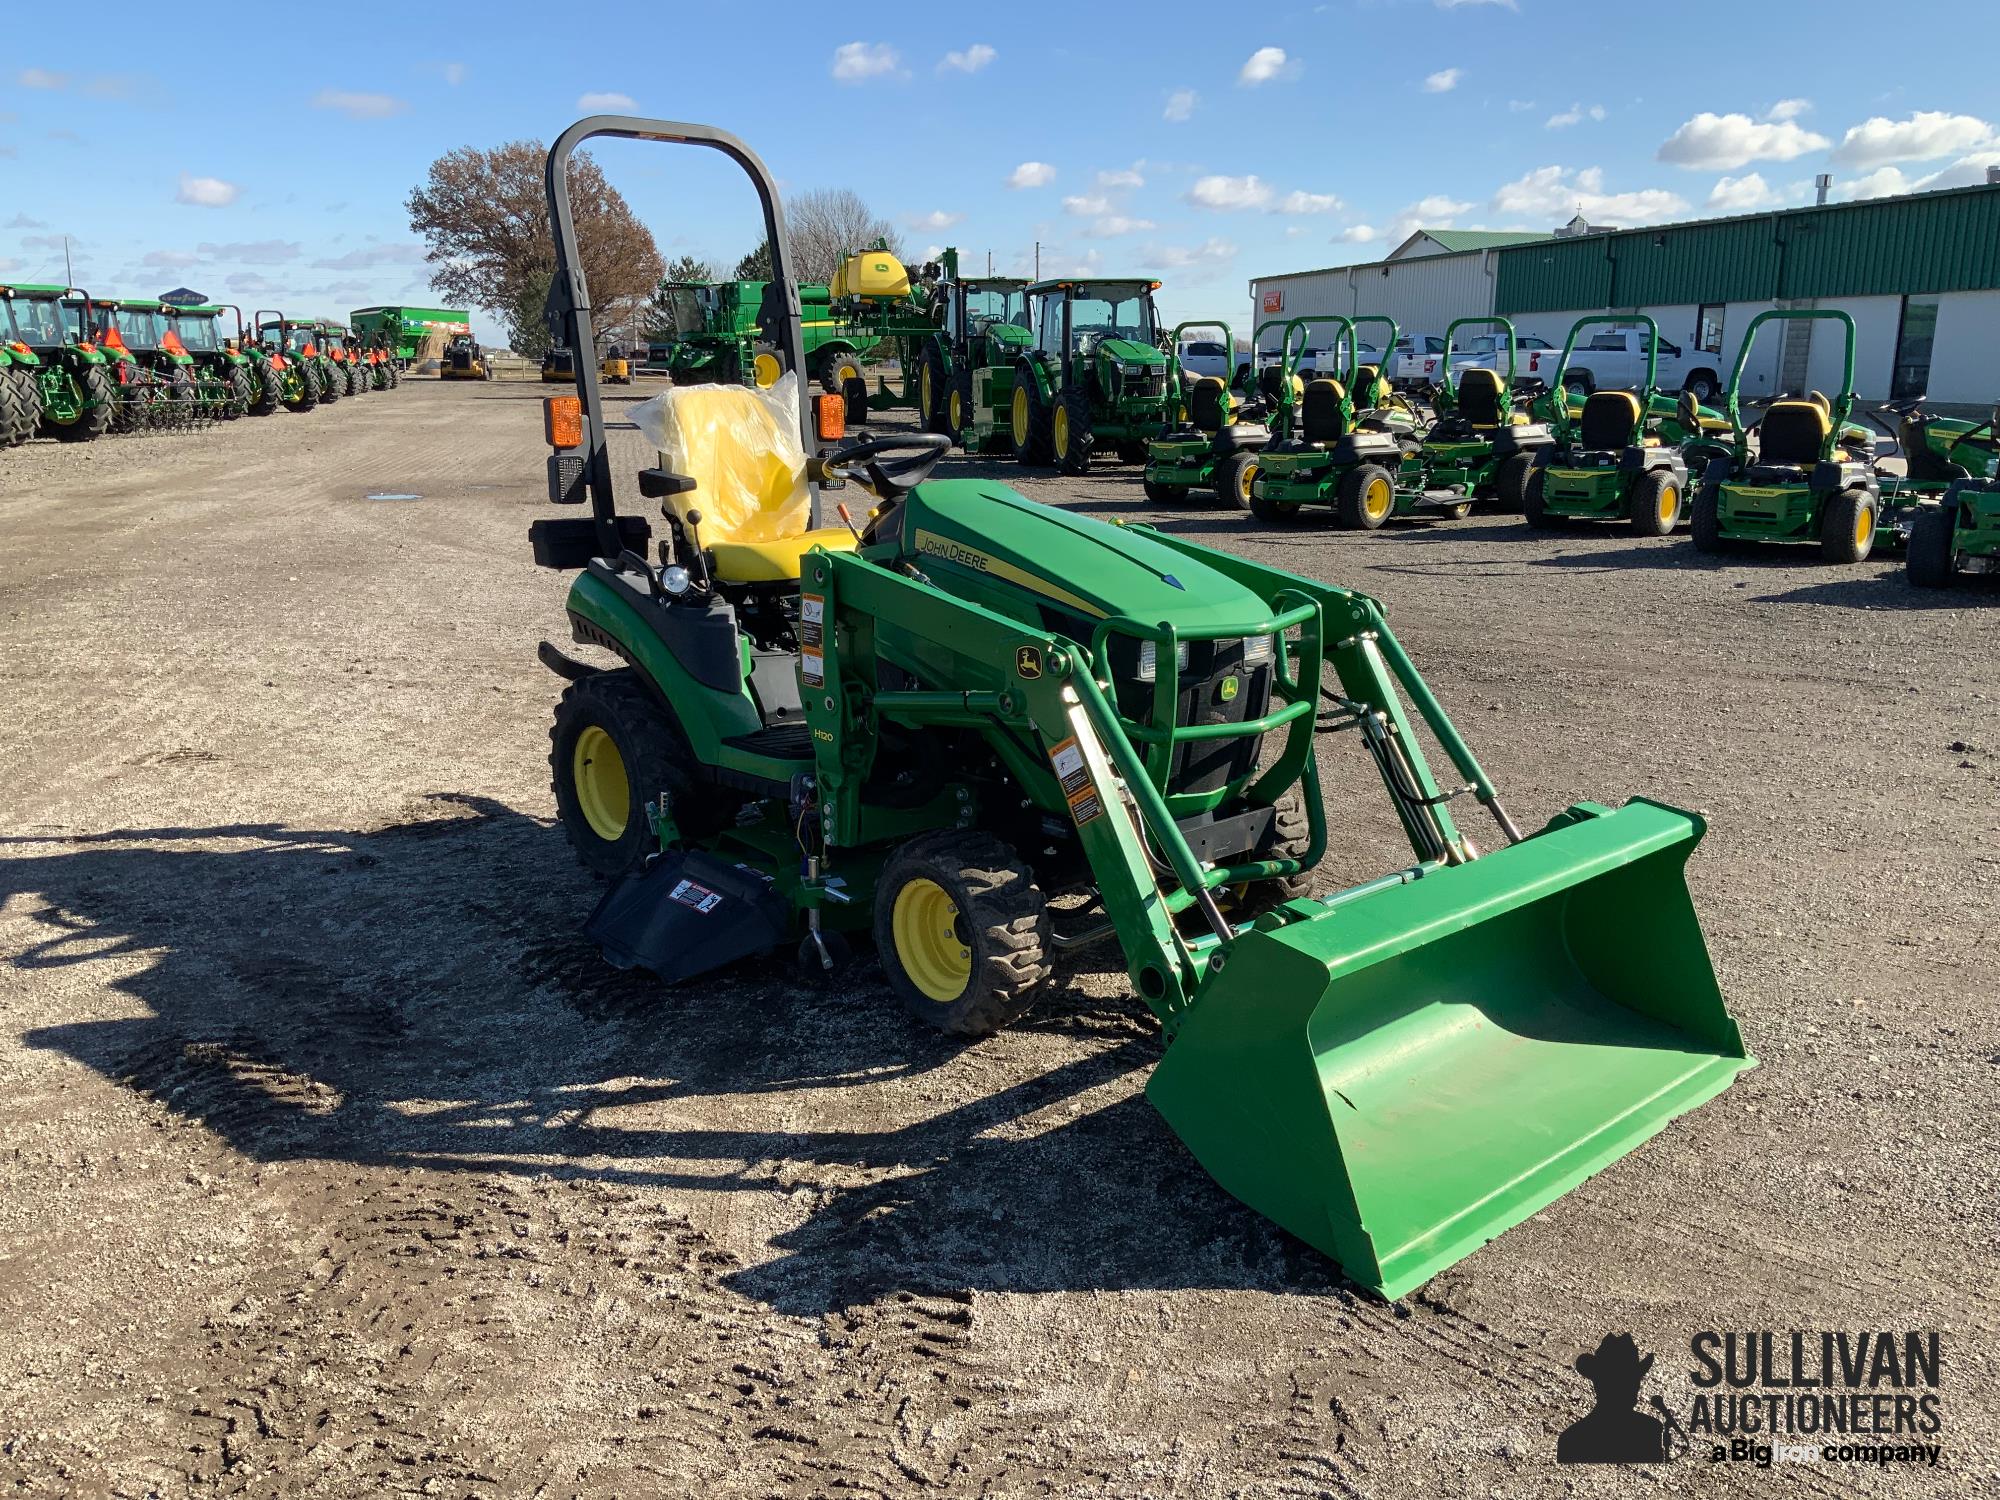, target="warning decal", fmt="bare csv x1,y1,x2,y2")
668,879,724,914
800,594,825,649
801,646,825,686
1046,735,1104,825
